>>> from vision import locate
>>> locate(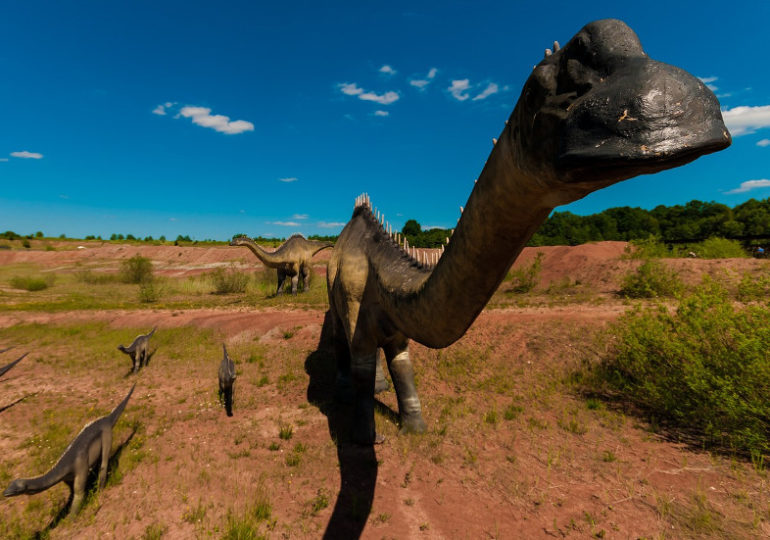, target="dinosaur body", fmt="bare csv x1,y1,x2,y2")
0,352,27,378
218,344,237,417
3,385,135,515
327,19,730,444
117,328,155,373
230,234,333,295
